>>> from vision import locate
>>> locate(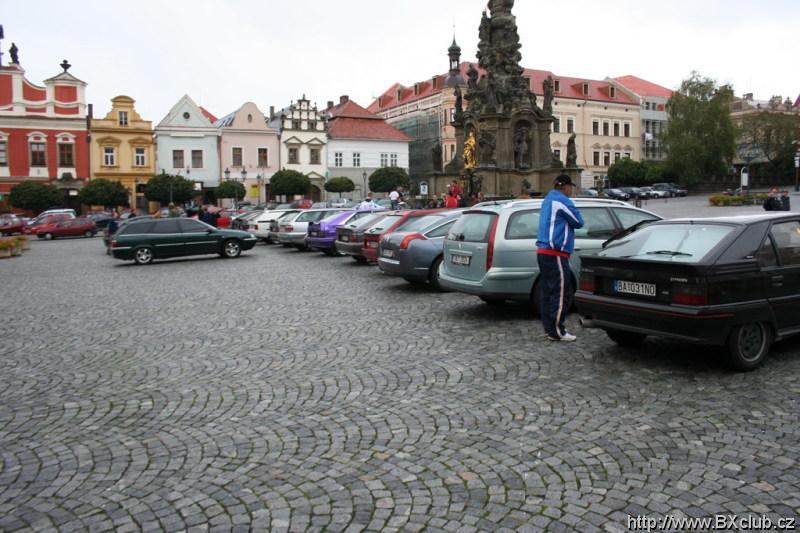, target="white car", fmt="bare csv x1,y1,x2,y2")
249,209,300,242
